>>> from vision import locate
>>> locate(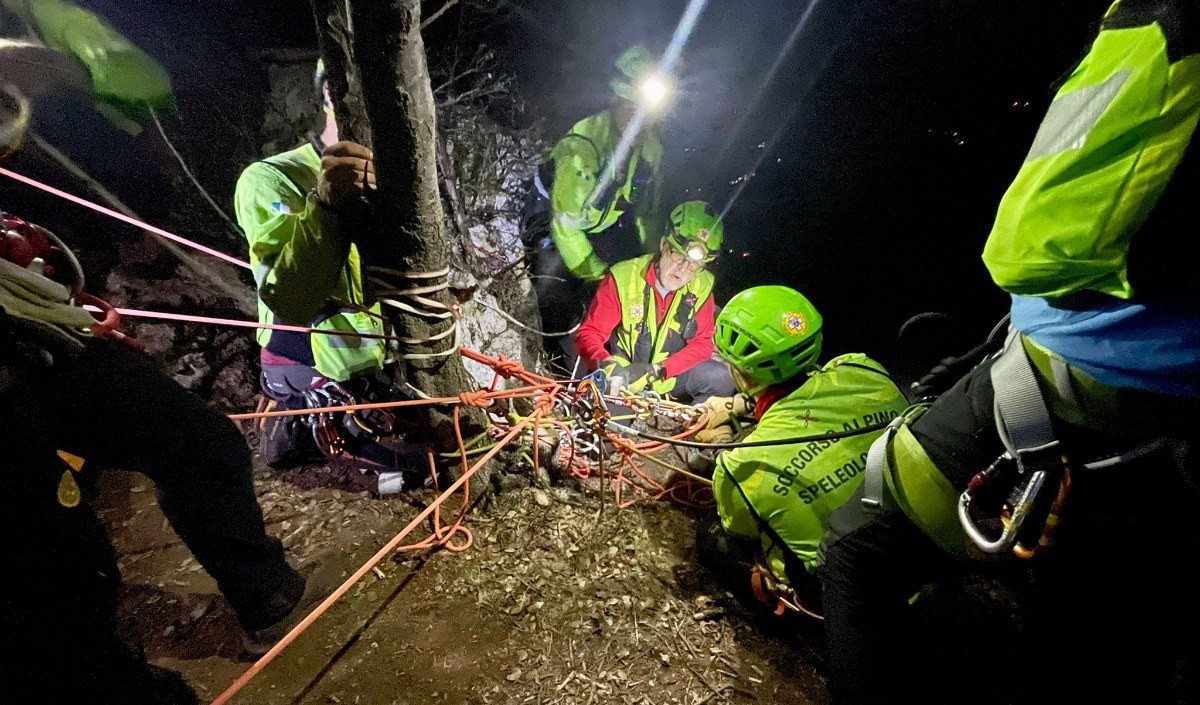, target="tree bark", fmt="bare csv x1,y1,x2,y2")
311,0,486,450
